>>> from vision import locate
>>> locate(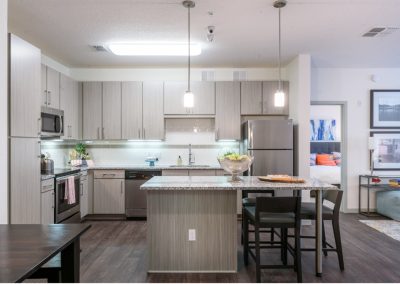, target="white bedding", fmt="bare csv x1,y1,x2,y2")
310,165,341,184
